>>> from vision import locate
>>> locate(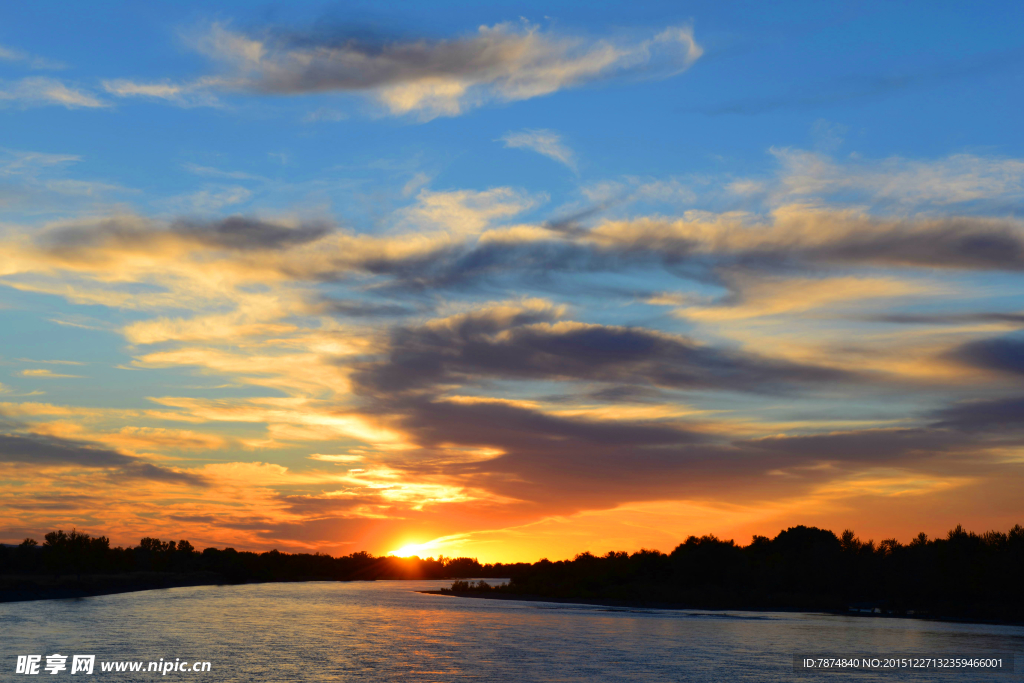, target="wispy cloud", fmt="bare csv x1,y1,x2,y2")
109,22,702,119
301,107,348,123
401,172,432,198
0,149,80,176
16,359,85,365
500,129,577,171
0,149,130,216
658,274,935,322
182,163,267,181
0,77,107,109
158,186,254,213
20,369,84,379
44,179,128,197
308,453,364,463
0,44,65,70
768,148,1024,209
394,186,541,235
101,79,221,108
